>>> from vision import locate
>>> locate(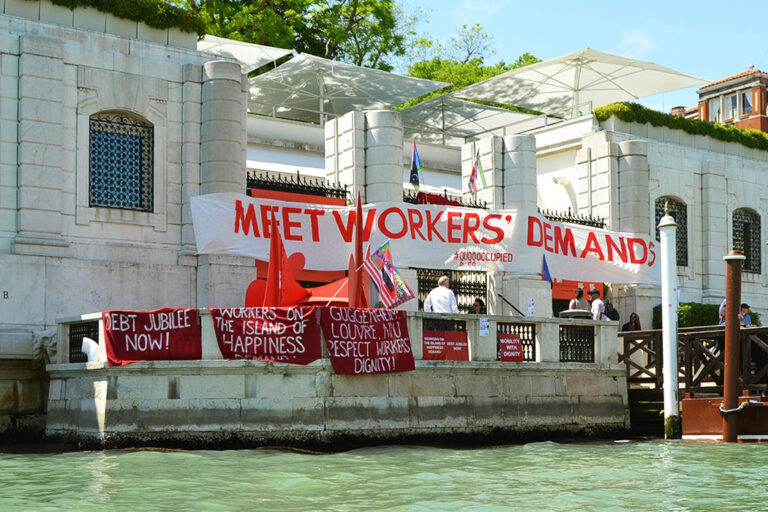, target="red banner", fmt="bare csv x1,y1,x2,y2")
209,307,321,363
499,333,524,362
320,307,415,374
422,330,470,361
103,308,201,366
